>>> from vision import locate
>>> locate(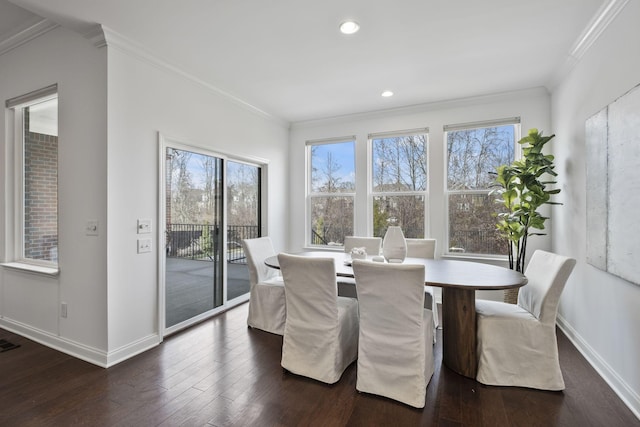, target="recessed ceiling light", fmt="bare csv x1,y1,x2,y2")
381,90,394,97
339,20,360,35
